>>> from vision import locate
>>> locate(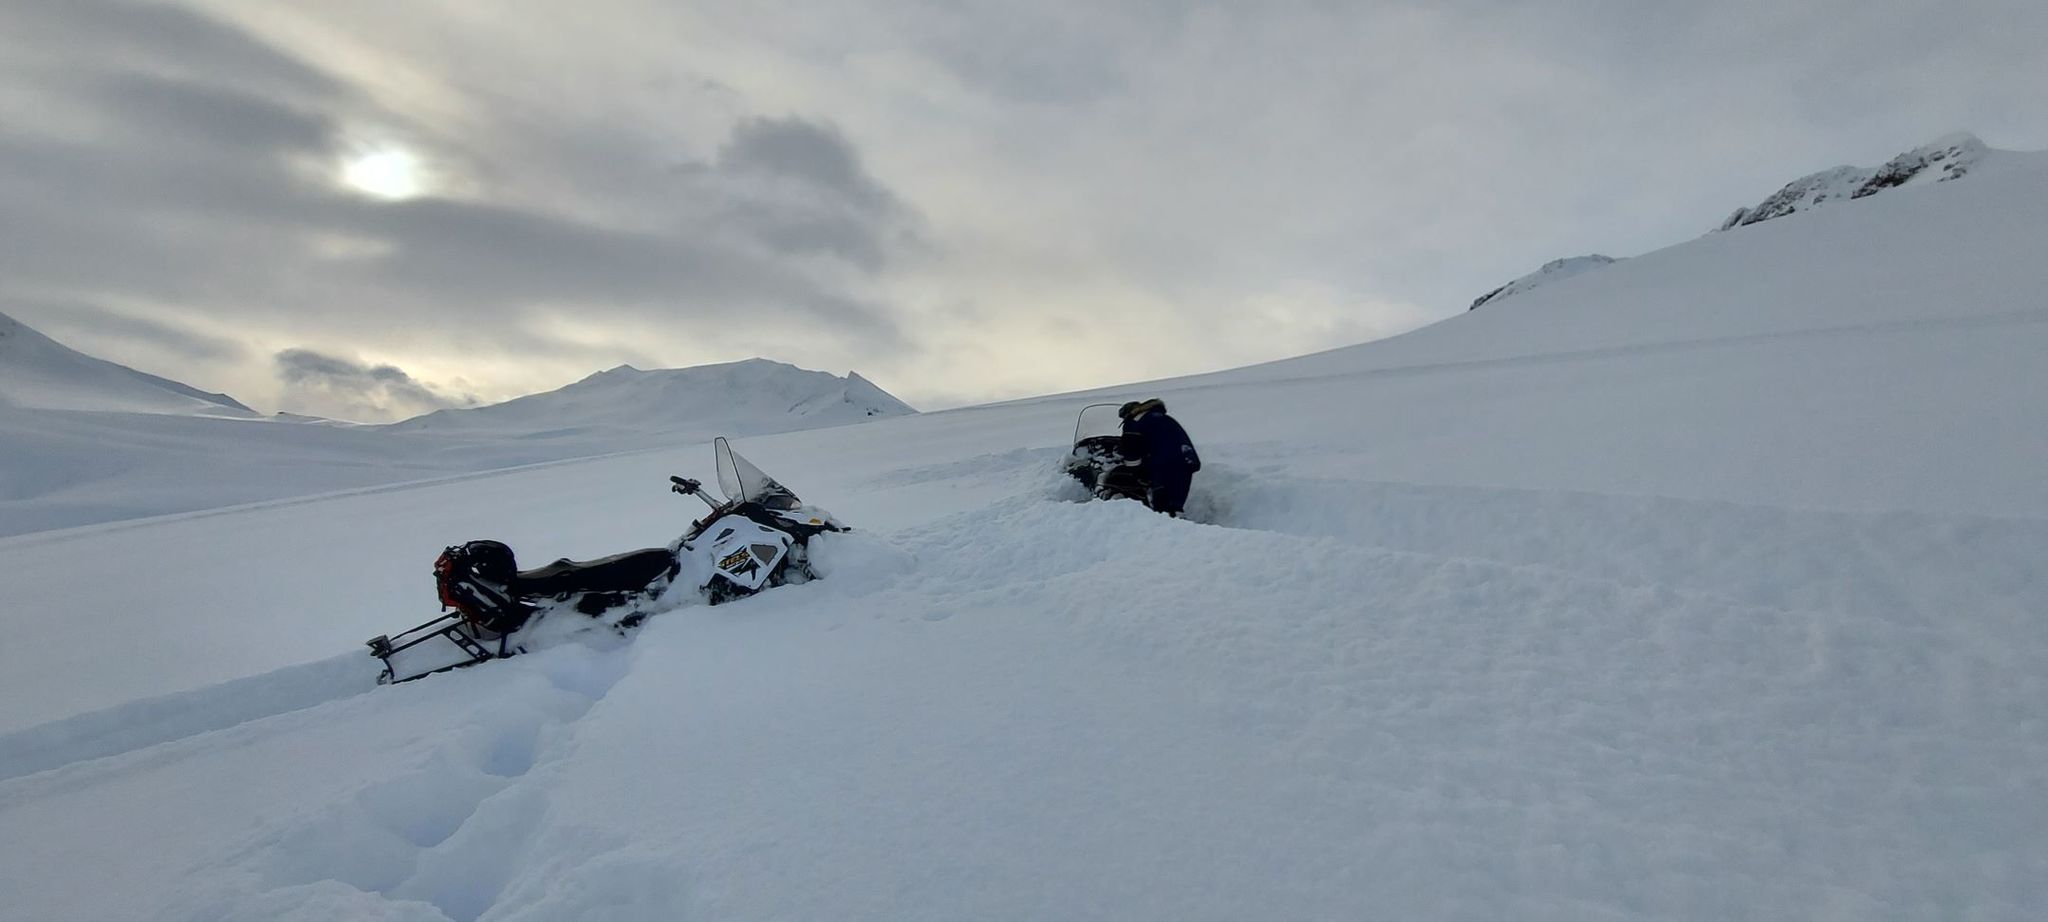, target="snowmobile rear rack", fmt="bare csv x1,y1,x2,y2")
366,613,518,684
